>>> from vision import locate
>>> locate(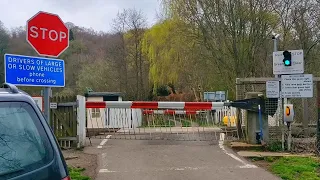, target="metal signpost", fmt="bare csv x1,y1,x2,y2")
25,11,69,123
4,54,65,122
32,96,44,111
3,11,69,124
270,38,312,150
